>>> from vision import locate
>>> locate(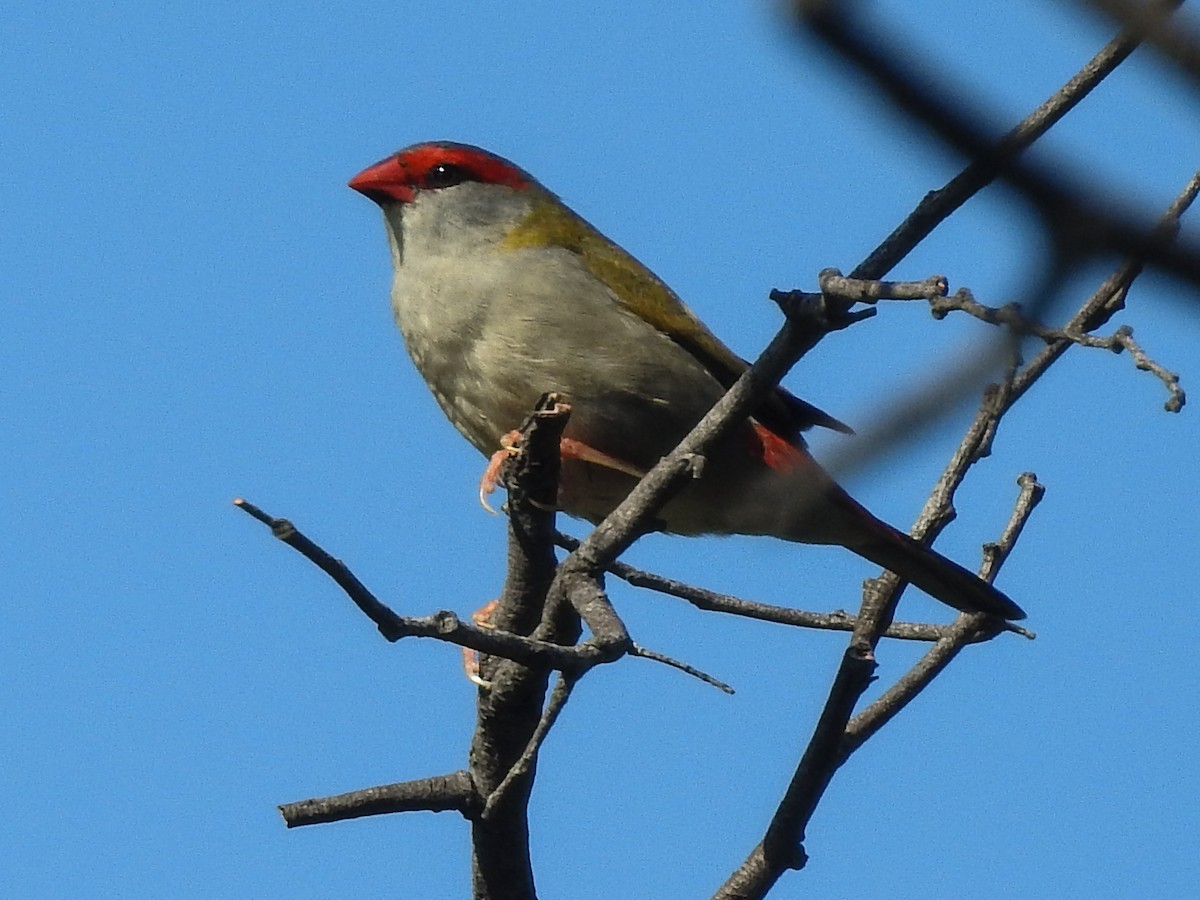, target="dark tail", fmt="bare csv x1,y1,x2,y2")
851,524,1025,620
